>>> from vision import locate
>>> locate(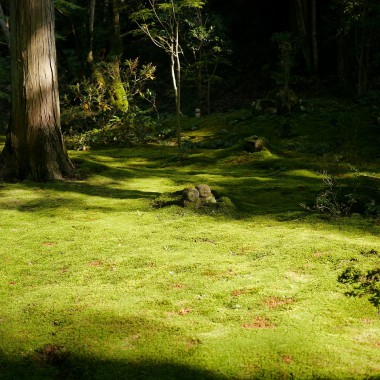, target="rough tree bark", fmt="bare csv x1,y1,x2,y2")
0,0,75,181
